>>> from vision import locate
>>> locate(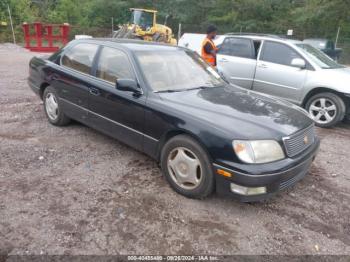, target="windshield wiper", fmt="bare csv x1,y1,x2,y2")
155,86,214,93
322,65,344,69
181,86,213,91
155,89,180,93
